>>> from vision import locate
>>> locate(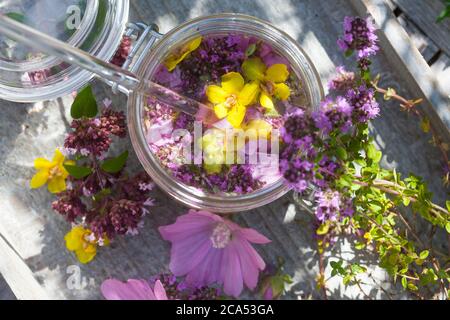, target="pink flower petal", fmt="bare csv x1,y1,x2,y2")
240,239,267,271
169,233,213,276
101,279,156,300
153,280,168,300
240,228,271,244
221,243,244,297
158,214,215,242
185,245,216,286
232,239,259,290
159,210,270,298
